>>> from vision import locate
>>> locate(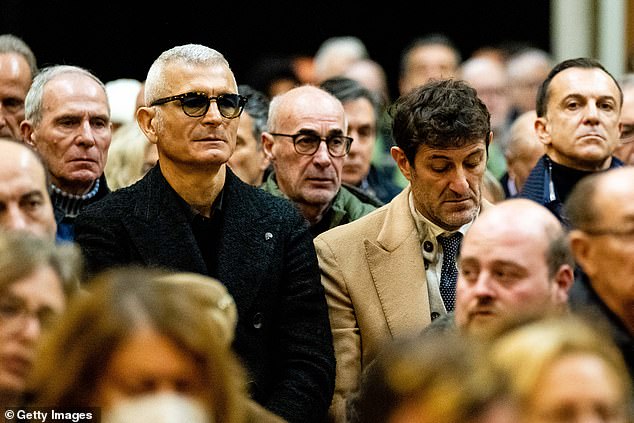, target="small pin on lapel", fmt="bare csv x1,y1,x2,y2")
265,232,273,240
